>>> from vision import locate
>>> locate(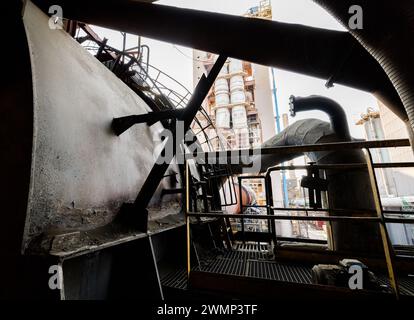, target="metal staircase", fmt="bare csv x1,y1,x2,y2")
76,25,228,152
75,26,237,224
